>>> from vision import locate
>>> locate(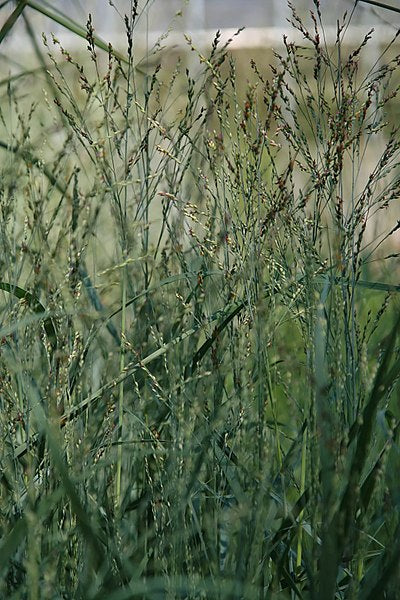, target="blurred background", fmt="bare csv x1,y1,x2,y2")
1,0,399,57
